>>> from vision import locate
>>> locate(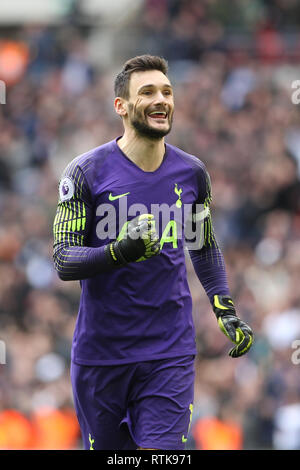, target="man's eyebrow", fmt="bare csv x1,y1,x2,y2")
137,83,173,92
